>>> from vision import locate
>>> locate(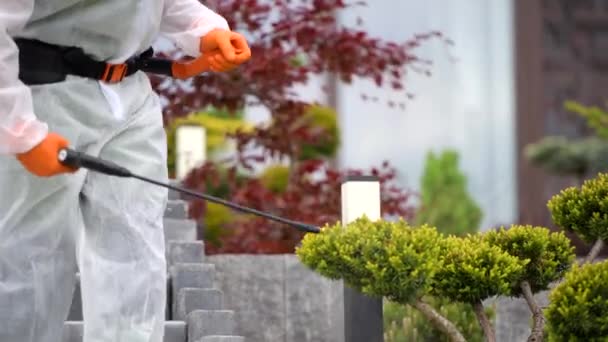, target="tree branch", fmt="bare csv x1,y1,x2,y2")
473,301,495,342
521,280,545,342
413,299,466,342
582,239,604,265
